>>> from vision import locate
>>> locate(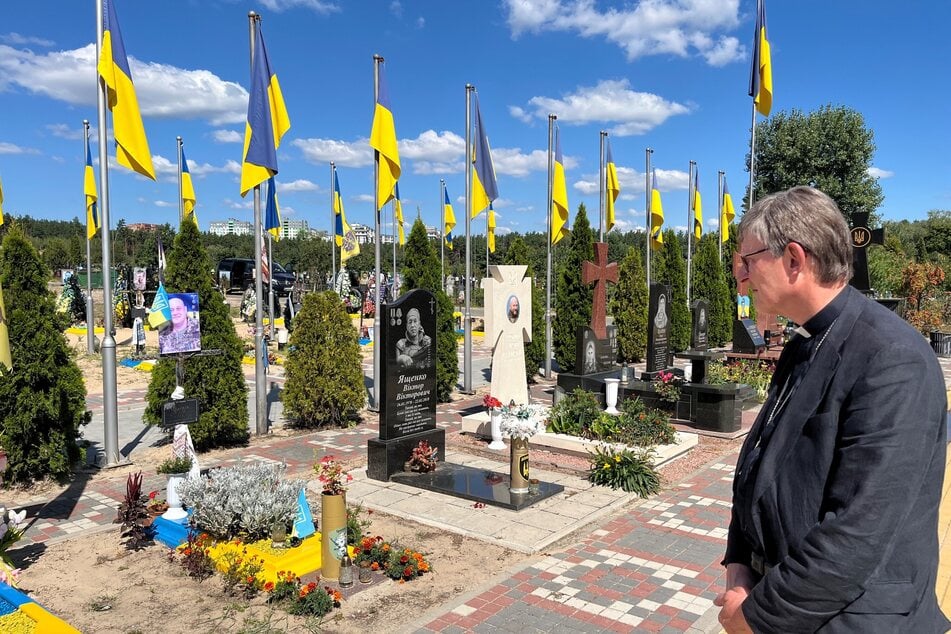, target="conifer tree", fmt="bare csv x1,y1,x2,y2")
659,229,689,351
691,234,733,346
402,218,457,402
503,236,544,381
144,220,249,450
282,291,364,427
611,246,648,362
552,204,594,373
0,226,90,483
